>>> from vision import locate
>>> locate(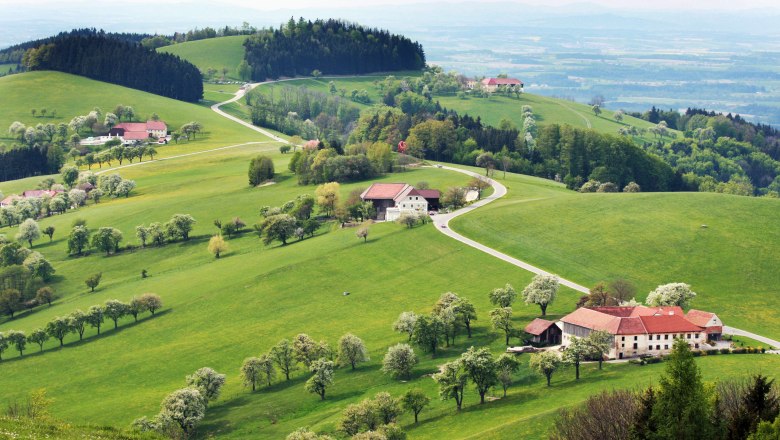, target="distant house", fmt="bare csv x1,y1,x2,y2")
1,189,64,207
360,183,441,221
0,195,22,207
524,318,562,345
560,305,721,359
479,77,524,93
108,121,168,144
